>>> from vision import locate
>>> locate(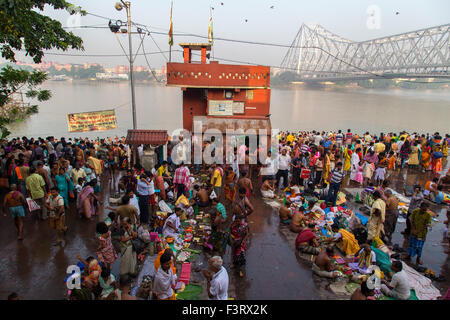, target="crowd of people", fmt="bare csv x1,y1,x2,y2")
0,129,449,300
